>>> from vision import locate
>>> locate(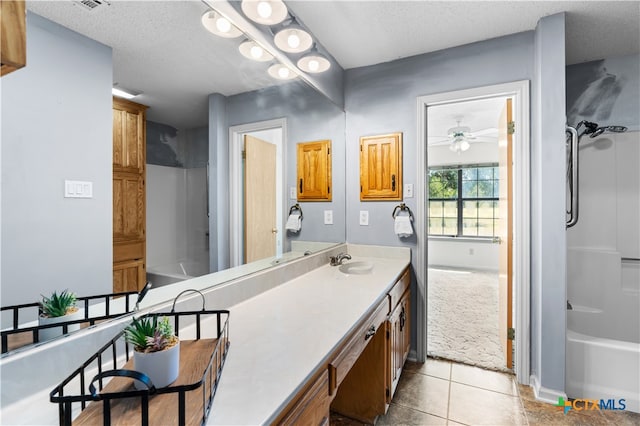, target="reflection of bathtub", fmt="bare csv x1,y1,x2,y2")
146,260,209,288
566,249,640,413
